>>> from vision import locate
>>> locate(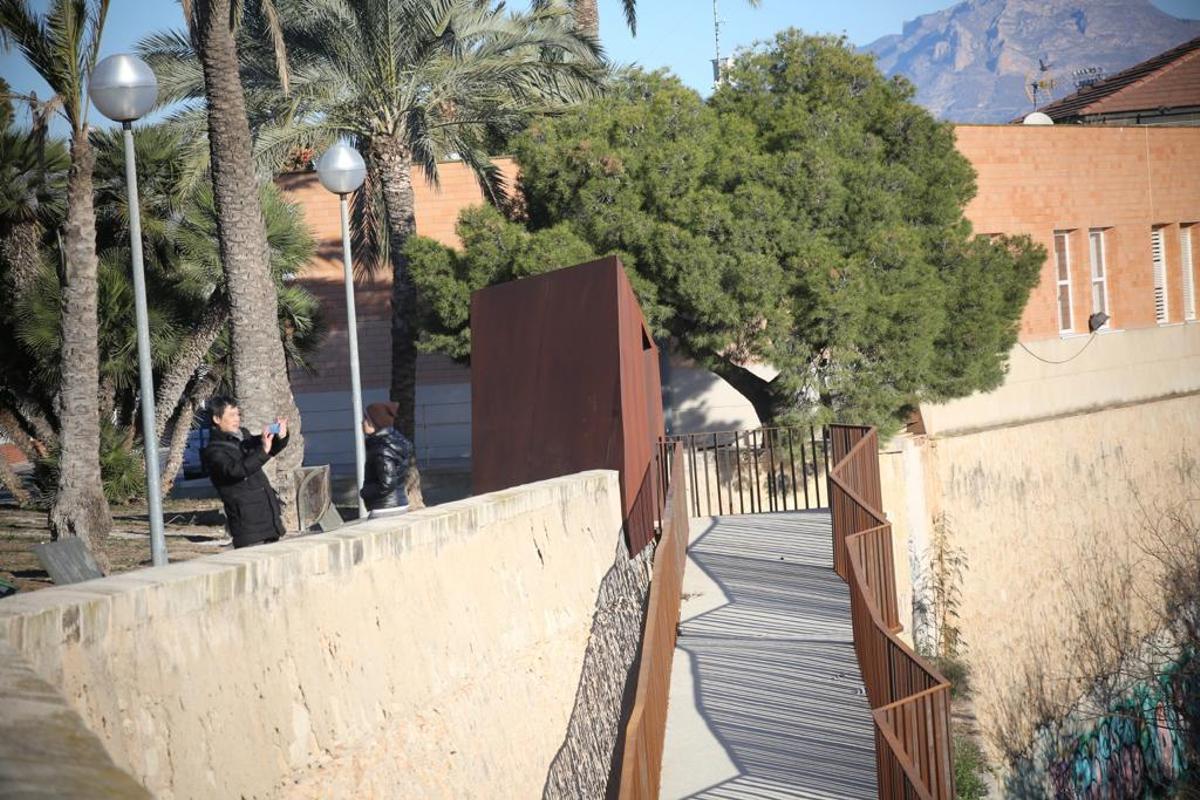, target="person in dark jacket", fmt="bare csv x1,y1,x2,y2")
202,396,290,548
360,402,413,518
